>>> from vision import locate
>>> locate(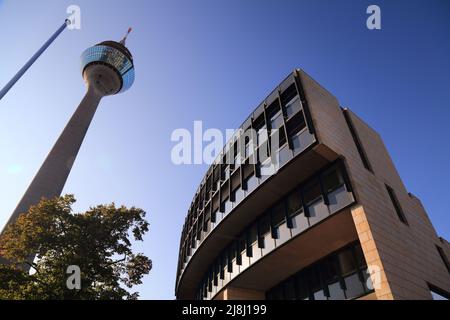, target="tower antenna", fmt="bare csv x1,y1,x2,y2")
120,27,133,45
